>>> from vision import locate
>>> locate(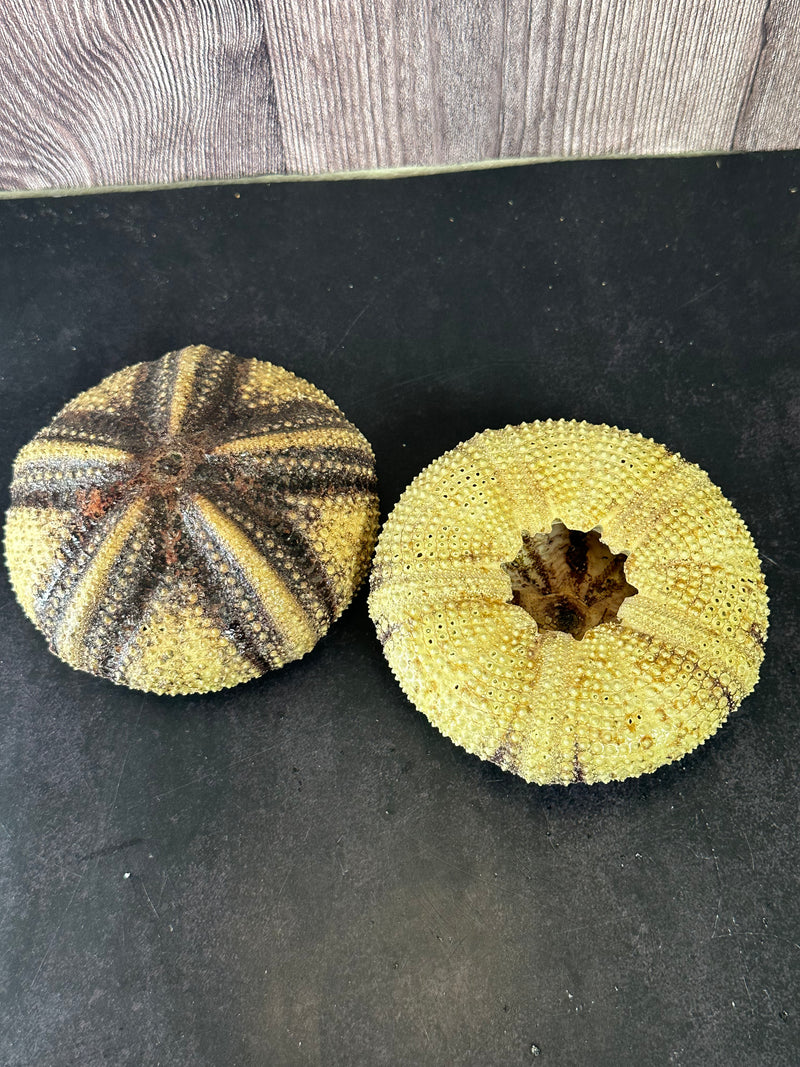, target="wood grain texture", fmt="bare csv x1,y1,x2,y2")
1,0,798,193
